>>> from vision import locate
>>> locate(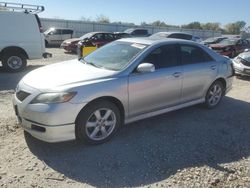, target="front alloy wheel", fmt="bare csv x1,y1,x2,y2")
86,108,116,141
75,101,121,144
